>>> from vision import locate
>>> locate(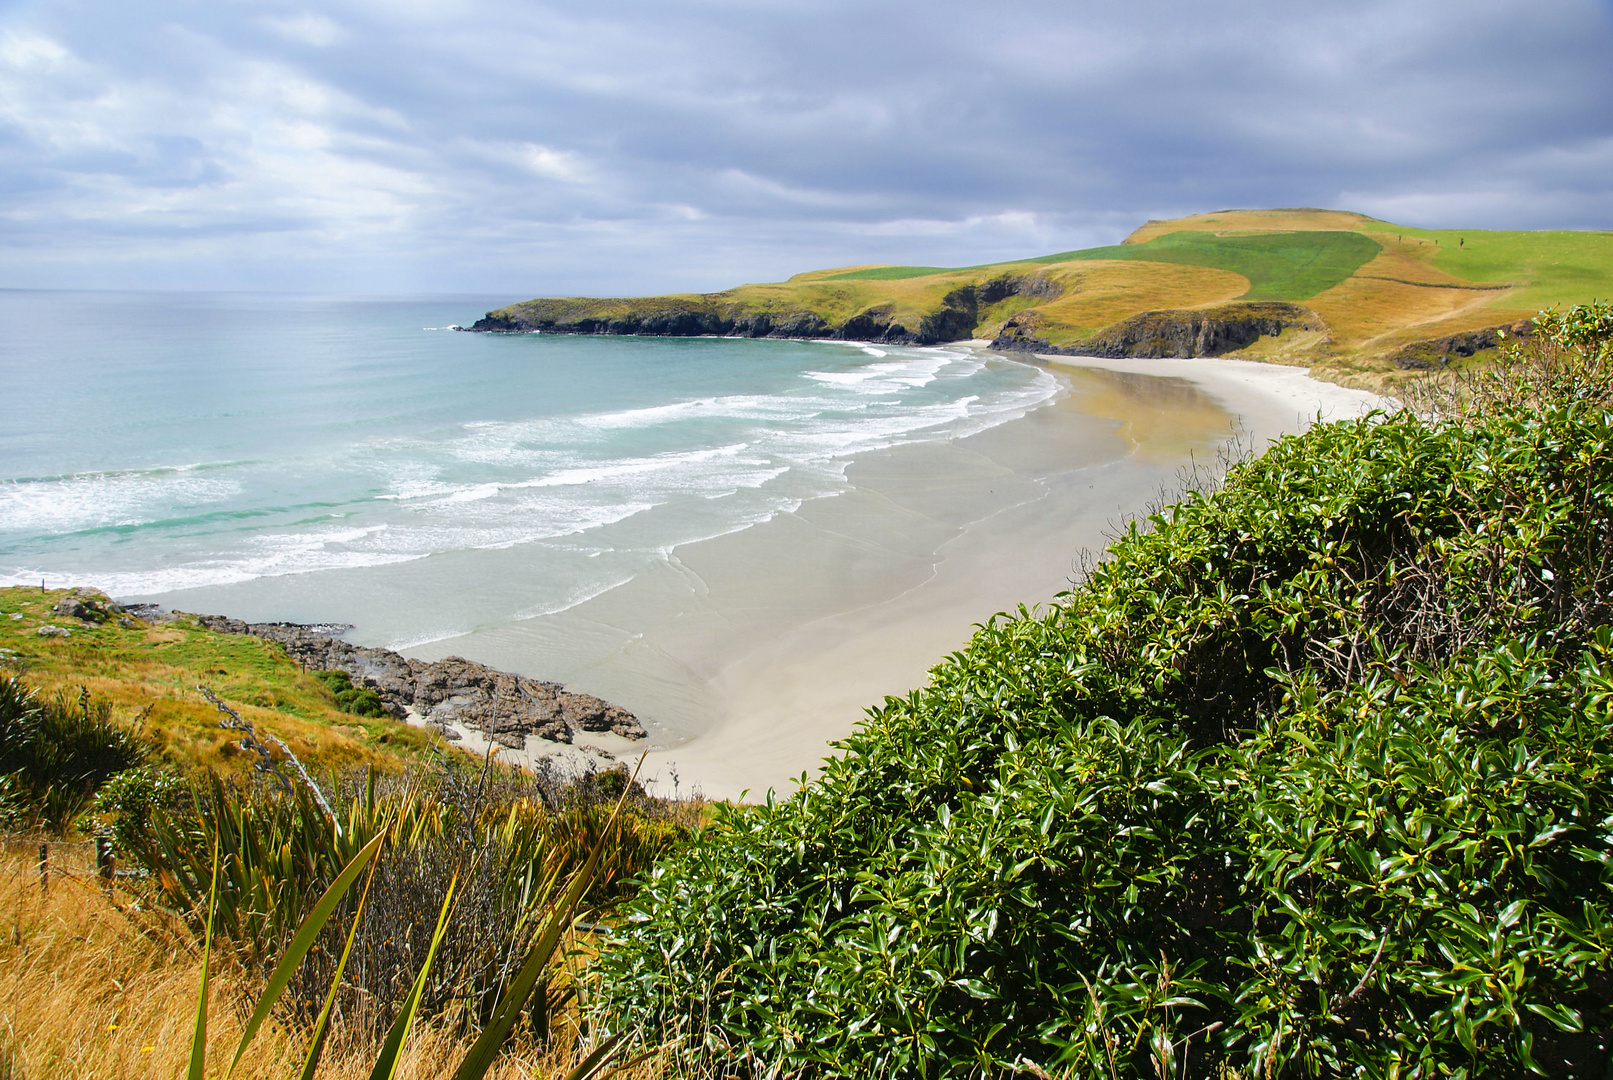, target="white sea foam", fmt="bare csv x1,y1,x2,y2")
0,465,243,534
2,340,1061,598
